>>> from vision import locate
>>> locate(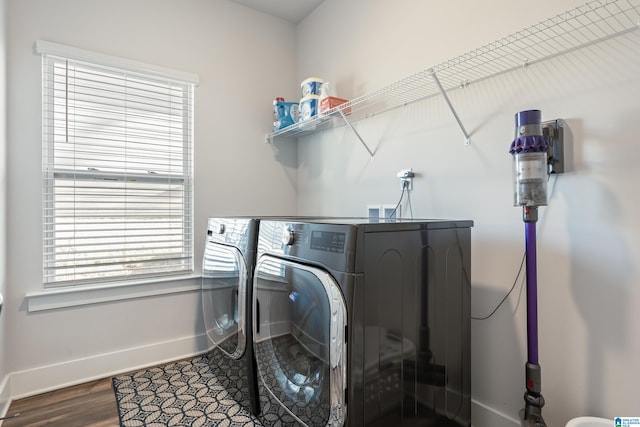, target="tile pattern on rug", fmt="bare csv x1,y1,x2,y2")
112,354,263,427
